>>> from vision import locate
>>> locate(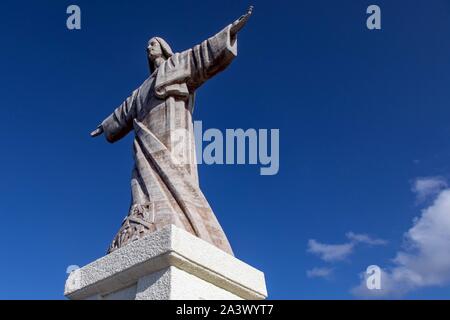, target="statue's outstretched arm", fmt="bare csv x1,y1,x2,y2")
90,84,141,141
